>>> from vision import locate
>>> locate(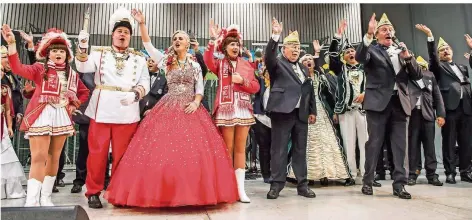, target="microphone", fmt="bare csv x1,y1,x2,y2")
392,36,407,51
